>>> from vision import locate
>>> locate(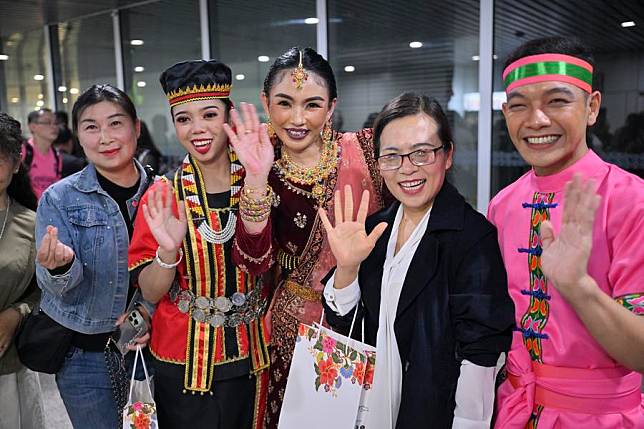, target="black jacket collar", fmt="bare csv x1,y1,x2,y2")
362,181,467,318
